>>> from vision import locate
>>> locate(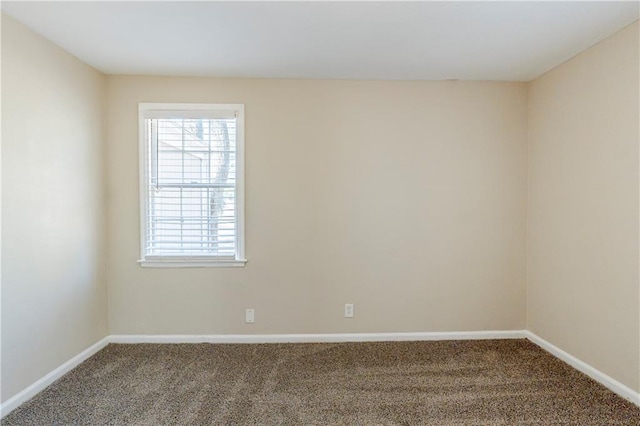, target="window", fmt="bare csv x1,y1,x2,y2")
138,103,246,267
